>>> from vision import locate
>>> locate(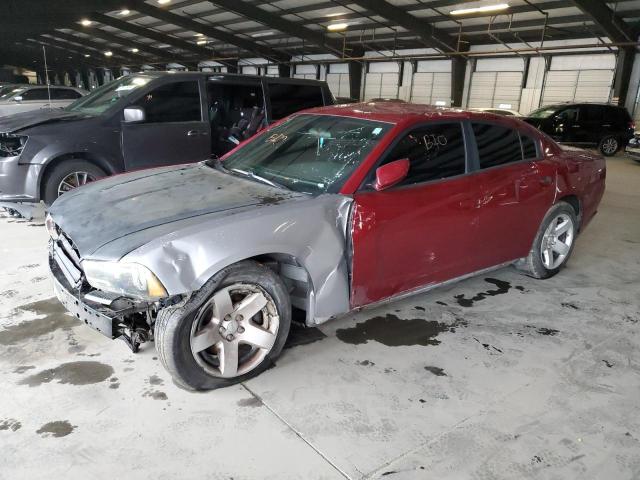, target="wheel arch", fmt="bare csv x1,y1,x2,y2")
38,153,118,201
556,194,582,230
235,252,316,326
